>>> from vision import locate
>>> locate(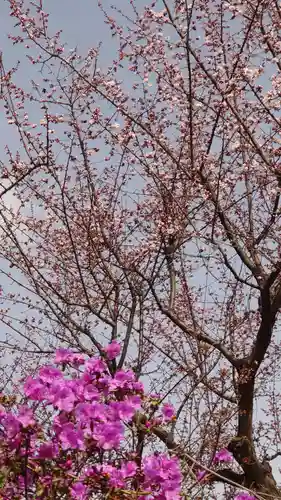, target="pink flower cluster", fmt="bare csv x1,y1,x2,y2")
0,343,181,499
0,342,257,499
